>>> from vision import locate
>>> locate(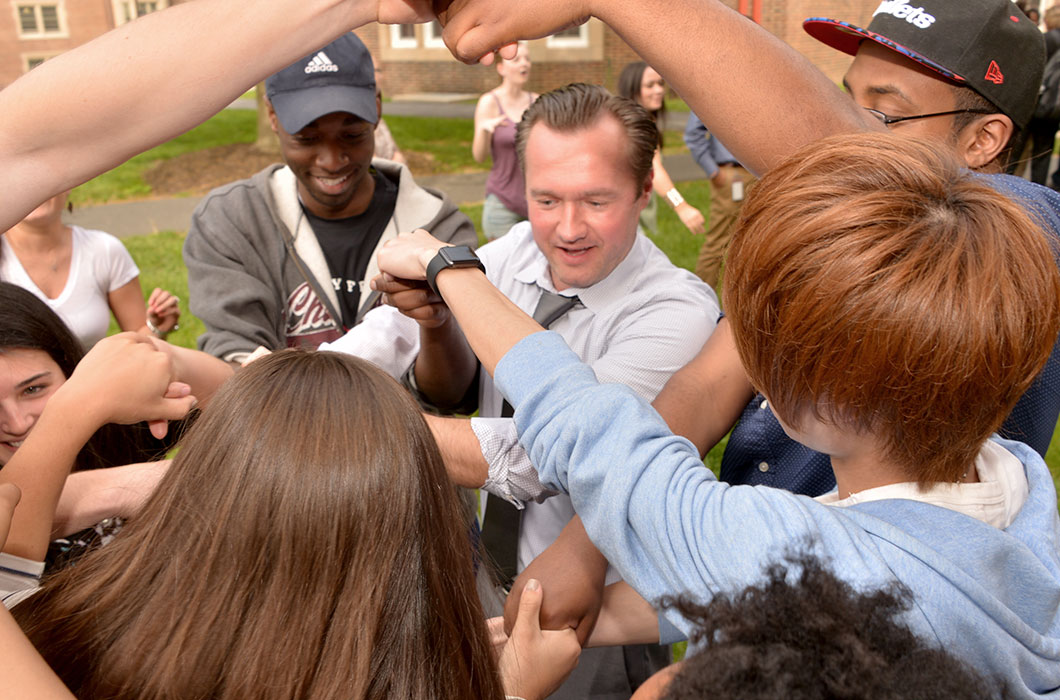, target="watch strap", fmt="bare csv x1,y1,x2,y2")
425,246,486,296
